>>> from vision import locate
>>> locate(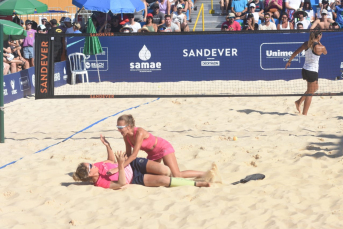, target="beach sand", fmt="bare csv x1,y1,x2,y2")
1,93,343,228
